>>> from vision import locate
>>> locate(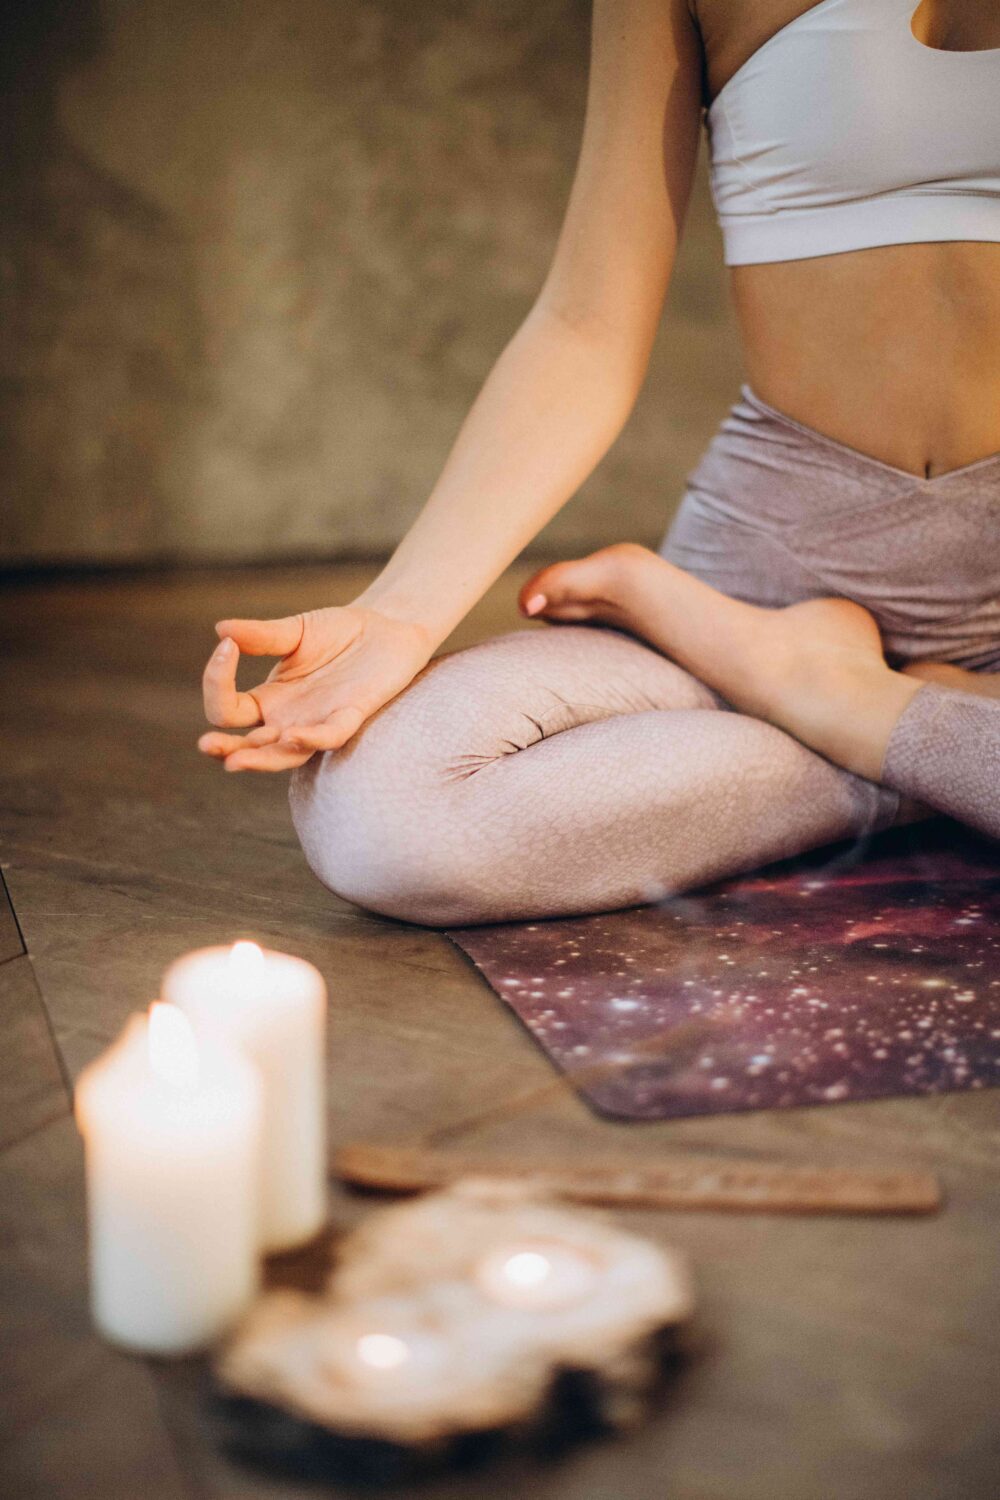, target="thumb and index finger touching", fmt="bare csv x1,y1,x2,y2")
214,613,305,658
202,613,305,728
200,611,370,765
